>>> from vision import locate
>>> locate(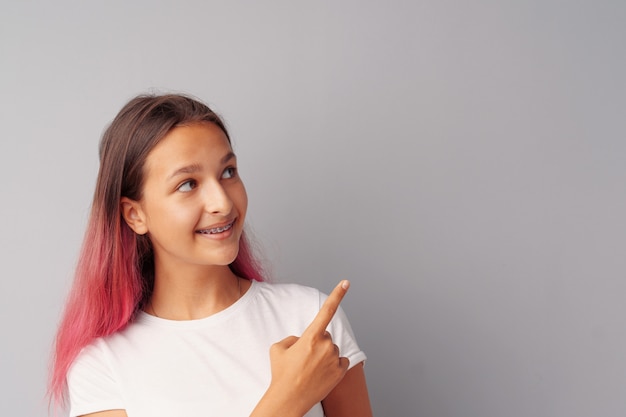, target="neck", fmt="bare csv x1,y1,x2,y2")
148,261,243,320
